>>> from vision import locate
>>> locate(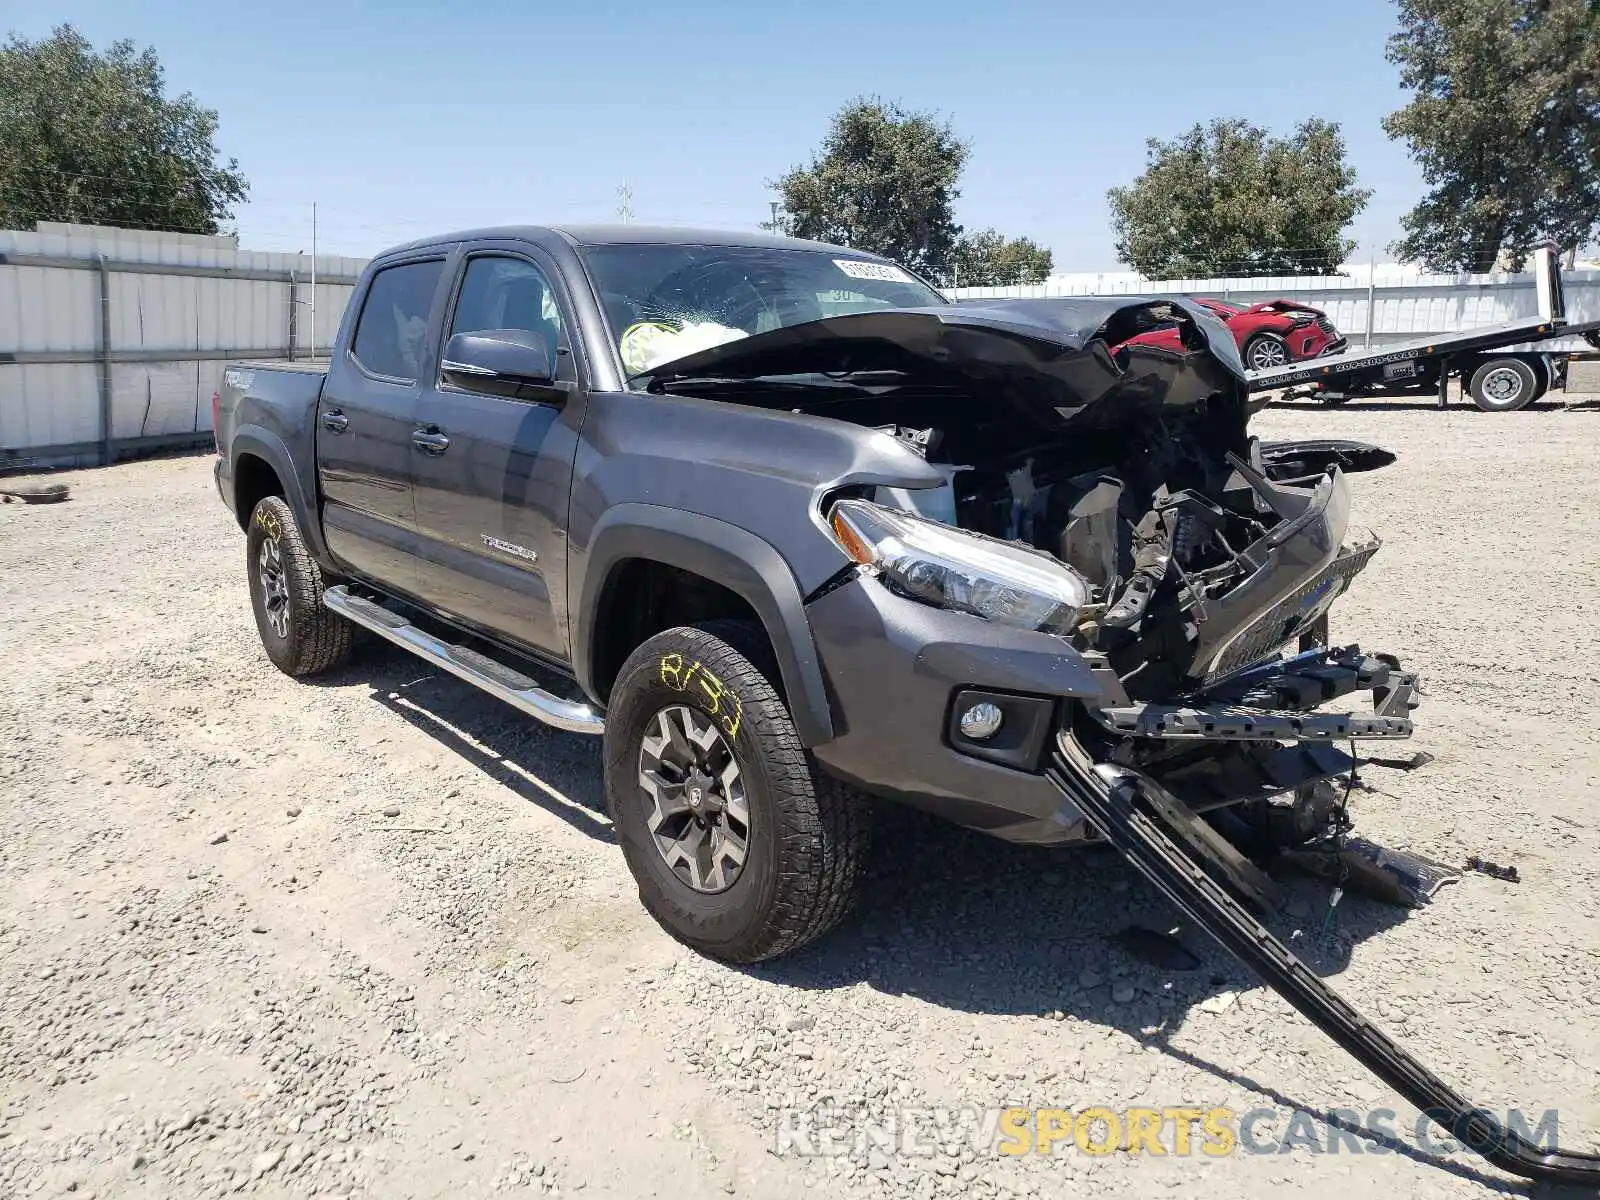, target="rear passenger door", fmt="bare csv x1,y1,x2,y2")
317,256,448,591
409,249,586,663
